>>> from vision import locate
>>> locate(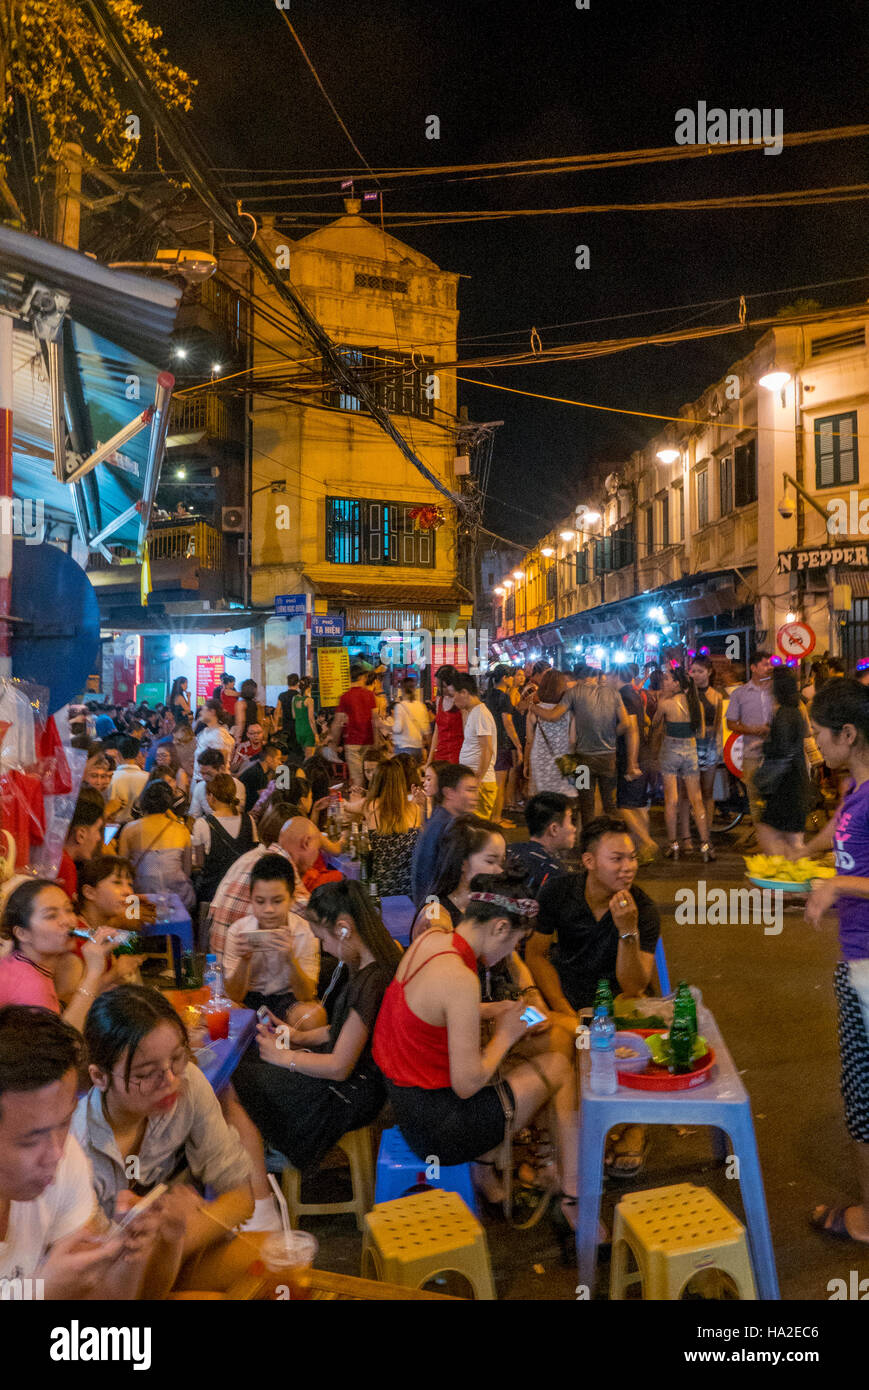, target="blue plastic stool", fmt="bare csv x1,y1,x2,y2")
654,937,670,996
375,1127,479,1215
